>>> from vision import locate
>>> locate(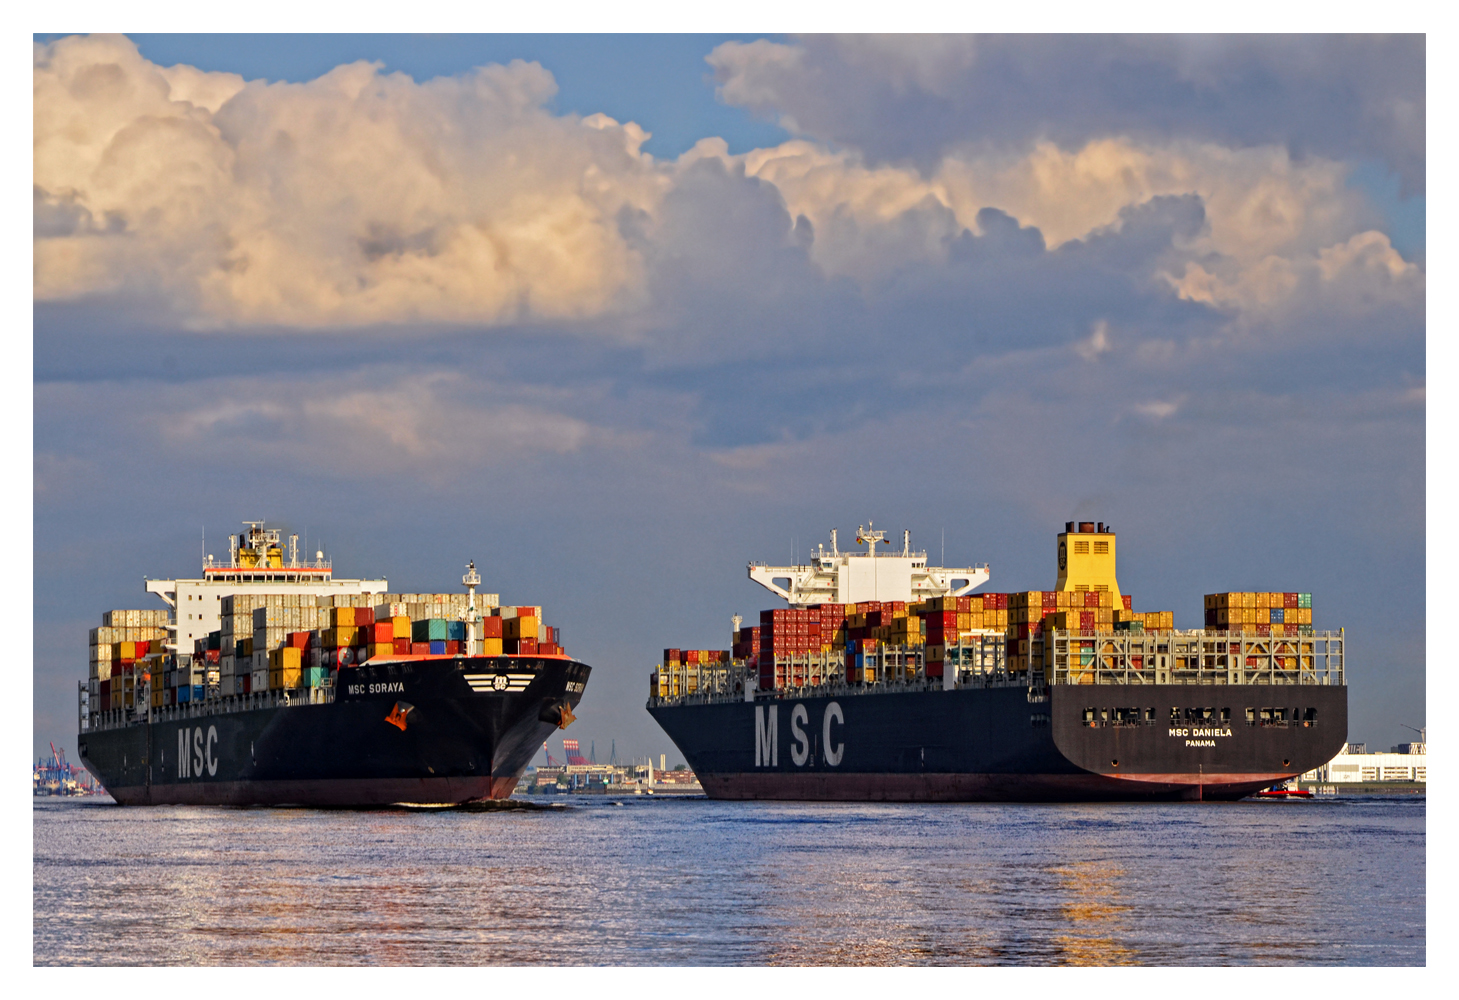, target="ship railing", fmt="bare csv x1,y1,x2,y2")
648,639,1034,708
1045,629,1343,687
84,682,337,732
